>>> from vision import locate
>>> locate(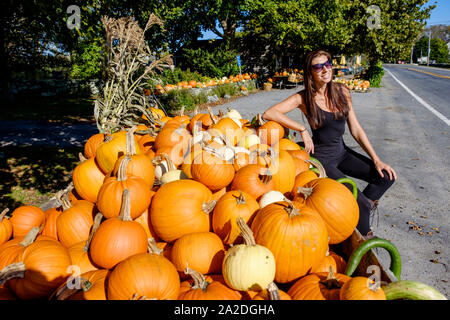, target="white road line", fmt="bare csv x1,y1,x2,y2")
384,67,450,127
